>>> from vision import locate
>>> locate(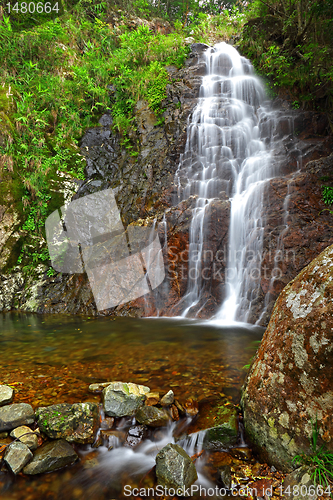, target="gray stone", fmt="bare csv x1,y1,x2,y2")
160,390,174,406
36,402,99,444
0,403,35,432
0,385,14,406
282,466,318,500
4,441,33,474
135,406,169,427
10,426,38,450
23,439,78,474
156,443,197,489
103,382,150,417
